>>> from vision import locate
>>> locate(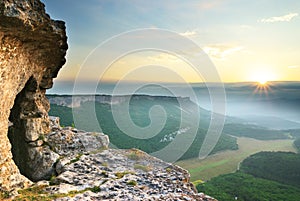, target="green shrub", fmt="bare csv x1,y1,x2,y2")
115,171,132,179
88,186,101,193
126,180,137,186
